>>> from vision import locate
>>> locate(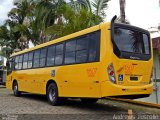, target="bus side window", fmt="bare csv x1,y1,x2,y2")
18,55,23,70
65,40,76,64
47,45,55,66
23,53,28,69
11,58,15,70
76,36,89,63
15,56,19,70
88,31,100,62
40,48,47,67
27,52,33,68
33,50,40,68
55,43,64,65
